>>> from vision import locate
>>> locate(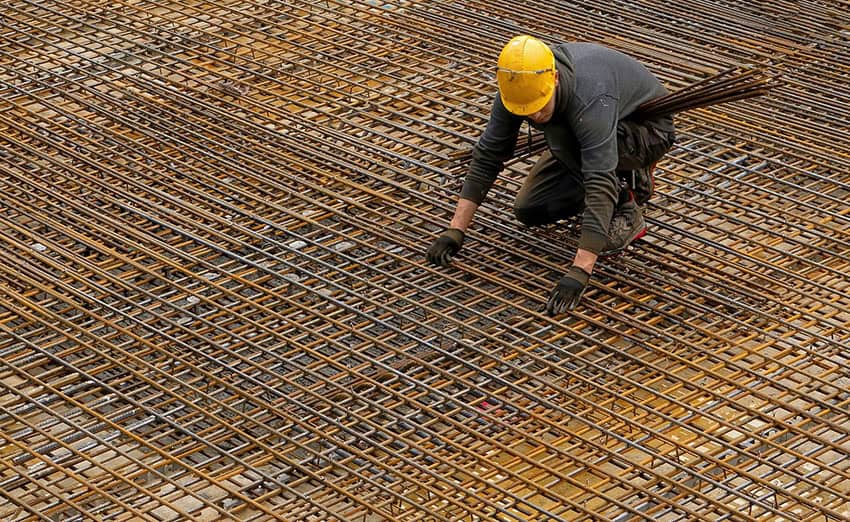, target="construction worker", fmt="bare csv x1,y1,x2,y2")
427,35,676,315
